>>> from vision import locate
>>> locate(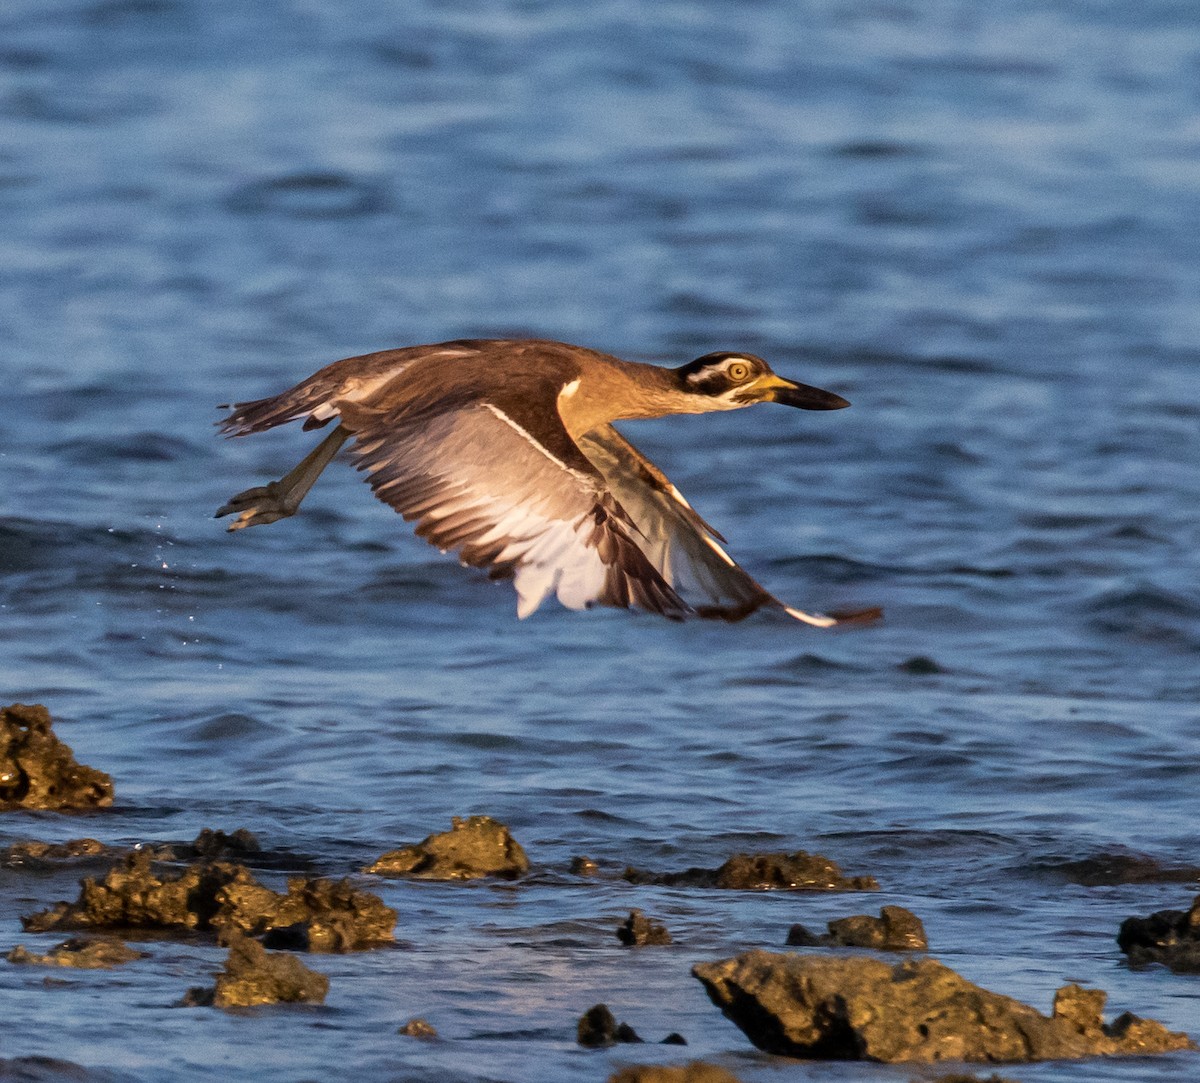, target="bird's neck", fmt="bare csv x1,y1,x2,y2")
558,359,703,439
